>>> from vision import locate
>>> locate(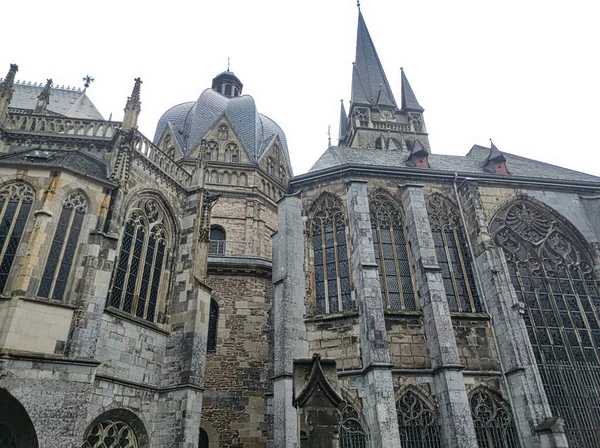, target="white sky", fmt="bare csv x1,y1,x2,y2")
2,0,599,176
